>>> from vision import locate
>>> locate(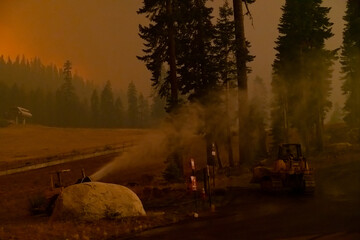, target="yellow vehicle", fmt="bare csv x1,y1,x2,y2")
251,144,315,194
